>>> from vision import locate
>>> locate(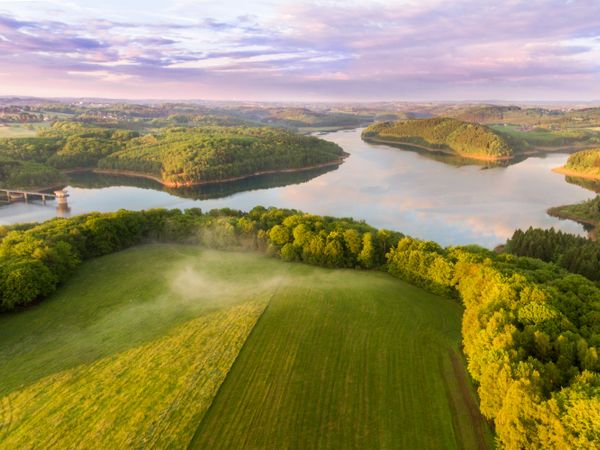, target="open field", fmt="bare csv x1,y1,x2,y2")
0,244,493,449
191,264,494,449
0,245,287,448
490,124,567,144
0,123,50,138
